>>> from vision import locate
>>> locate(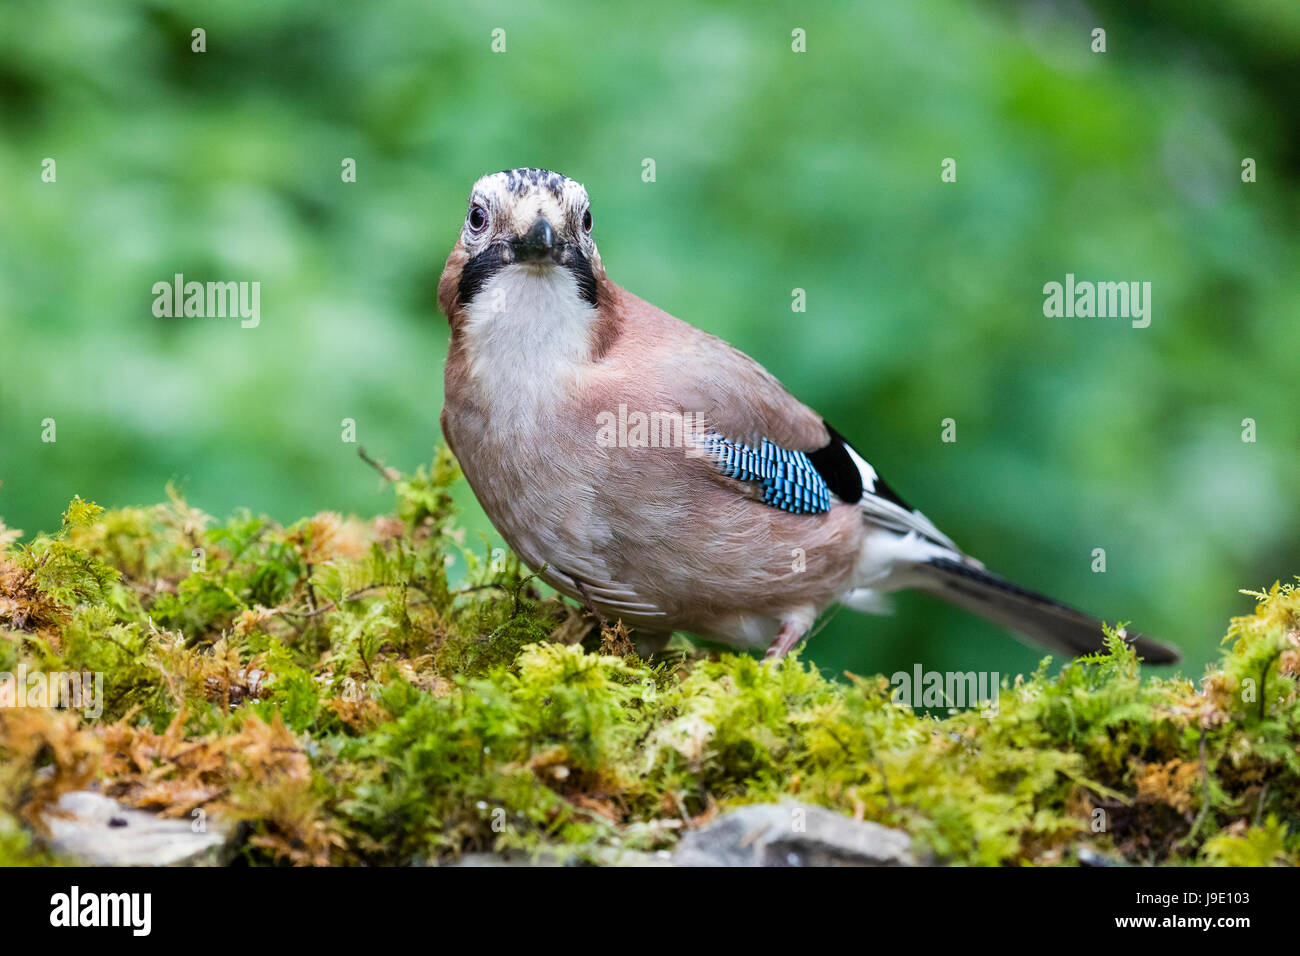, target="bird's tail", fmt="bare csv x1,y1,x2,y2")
915,557,1180,664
